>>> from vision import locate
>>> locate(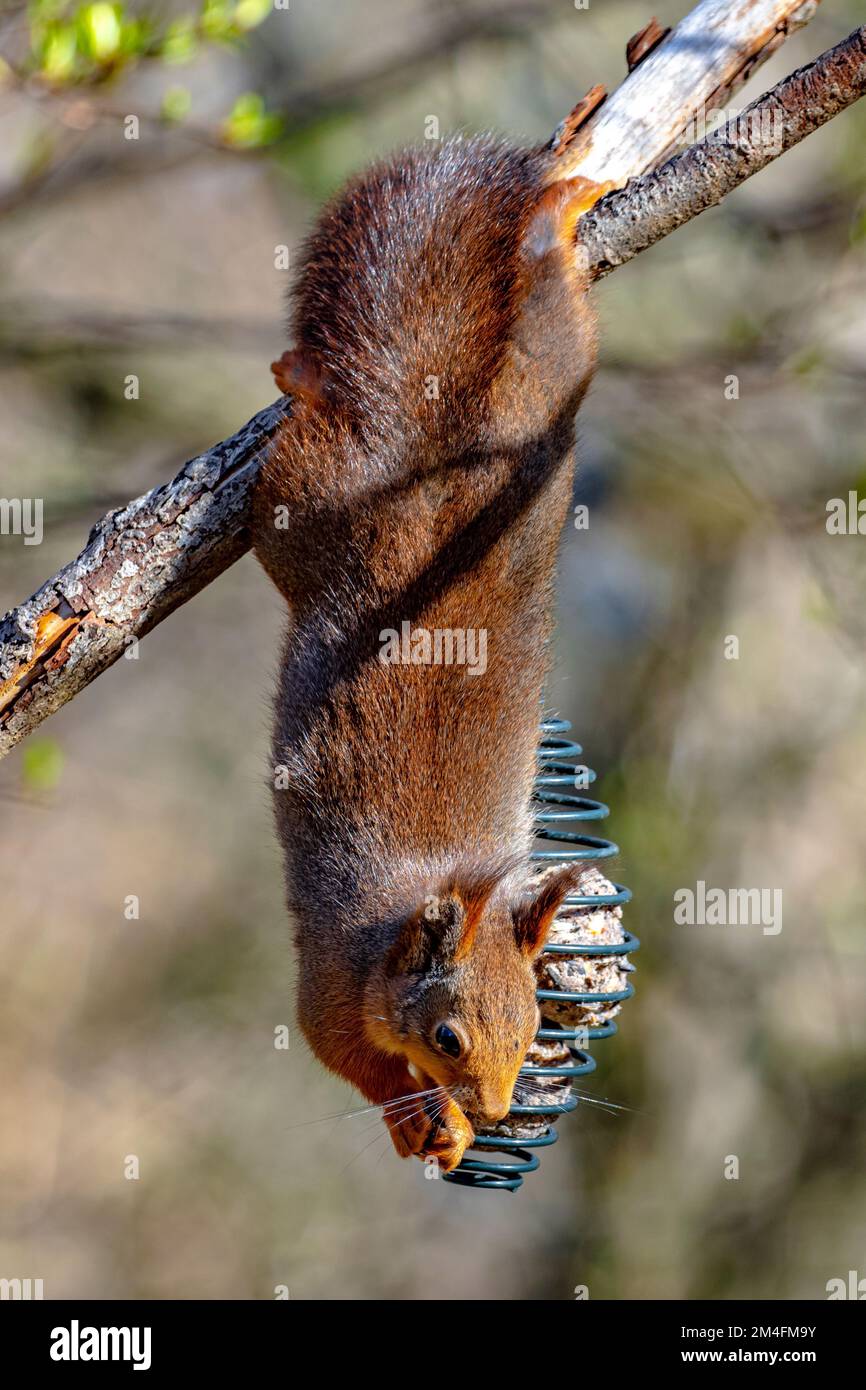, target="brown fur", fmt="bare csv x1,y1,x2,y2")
252,135,602,1171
